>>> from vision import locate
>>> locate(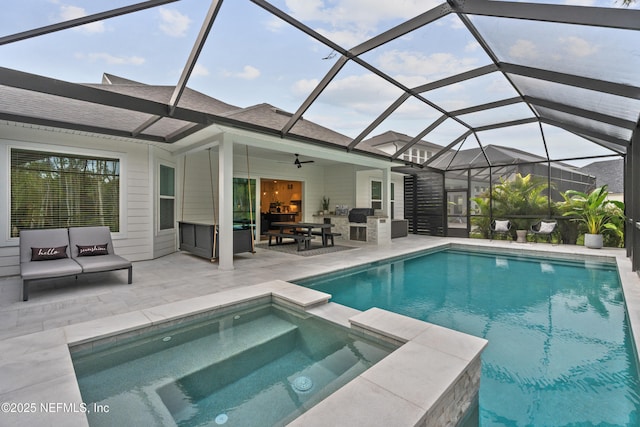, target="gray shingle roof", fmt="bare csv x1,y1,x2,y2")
578,159,624,193
361,130,444,152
